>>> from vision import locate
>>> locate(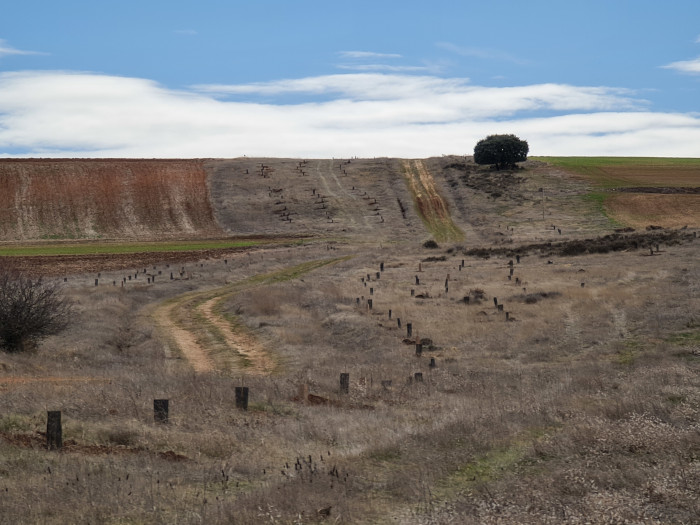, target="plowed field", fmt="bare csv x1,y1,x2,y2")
605,193,700,228
540,157,700,228
0,159,222,240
